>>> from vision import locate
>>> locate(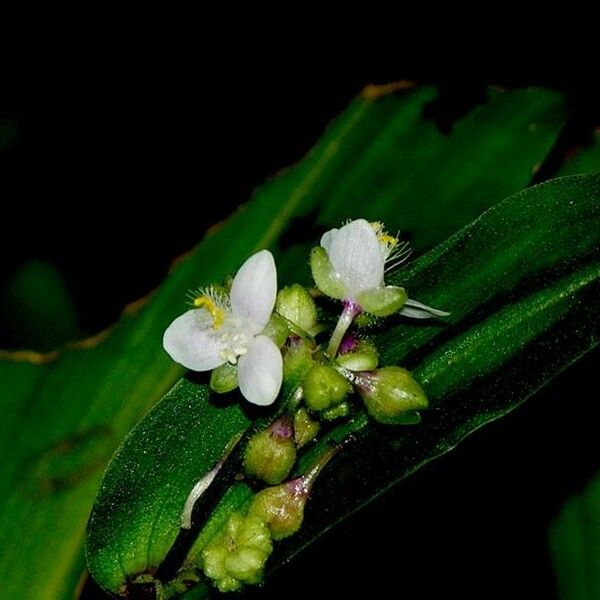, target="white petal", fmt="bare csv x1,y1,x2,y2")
400,298,451,319
237,335,282,406
163,309,226,371
320,228,338,254
230,250,277,334
323,219,385,298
